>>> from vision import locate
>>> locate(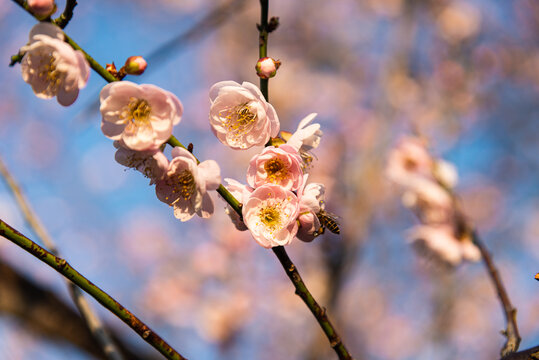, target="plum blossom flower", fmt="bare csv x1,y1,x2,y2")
281,113,323,168
100,81,183,151
242,184,299,248
156,147,220,221
209,81,279,149
296,180,325,242
223,178,252,231
408,225,481,266
246,144,303,191
113,141,168,185
21,23,89,106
